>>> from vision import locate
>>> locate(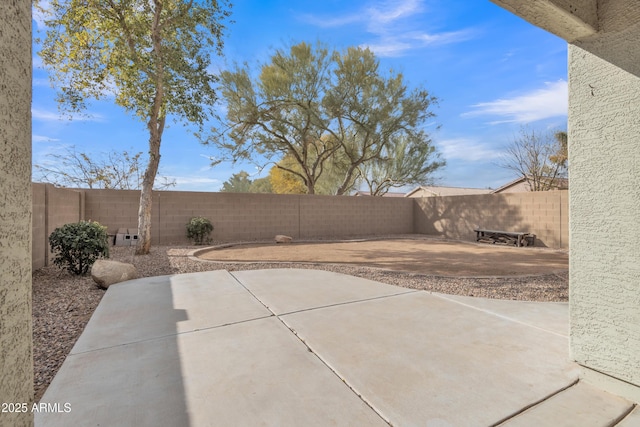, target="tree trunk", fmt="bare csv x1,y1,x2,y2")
336,163,360,195
306,177,315,195
136,1,165,255
135,128,162,255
